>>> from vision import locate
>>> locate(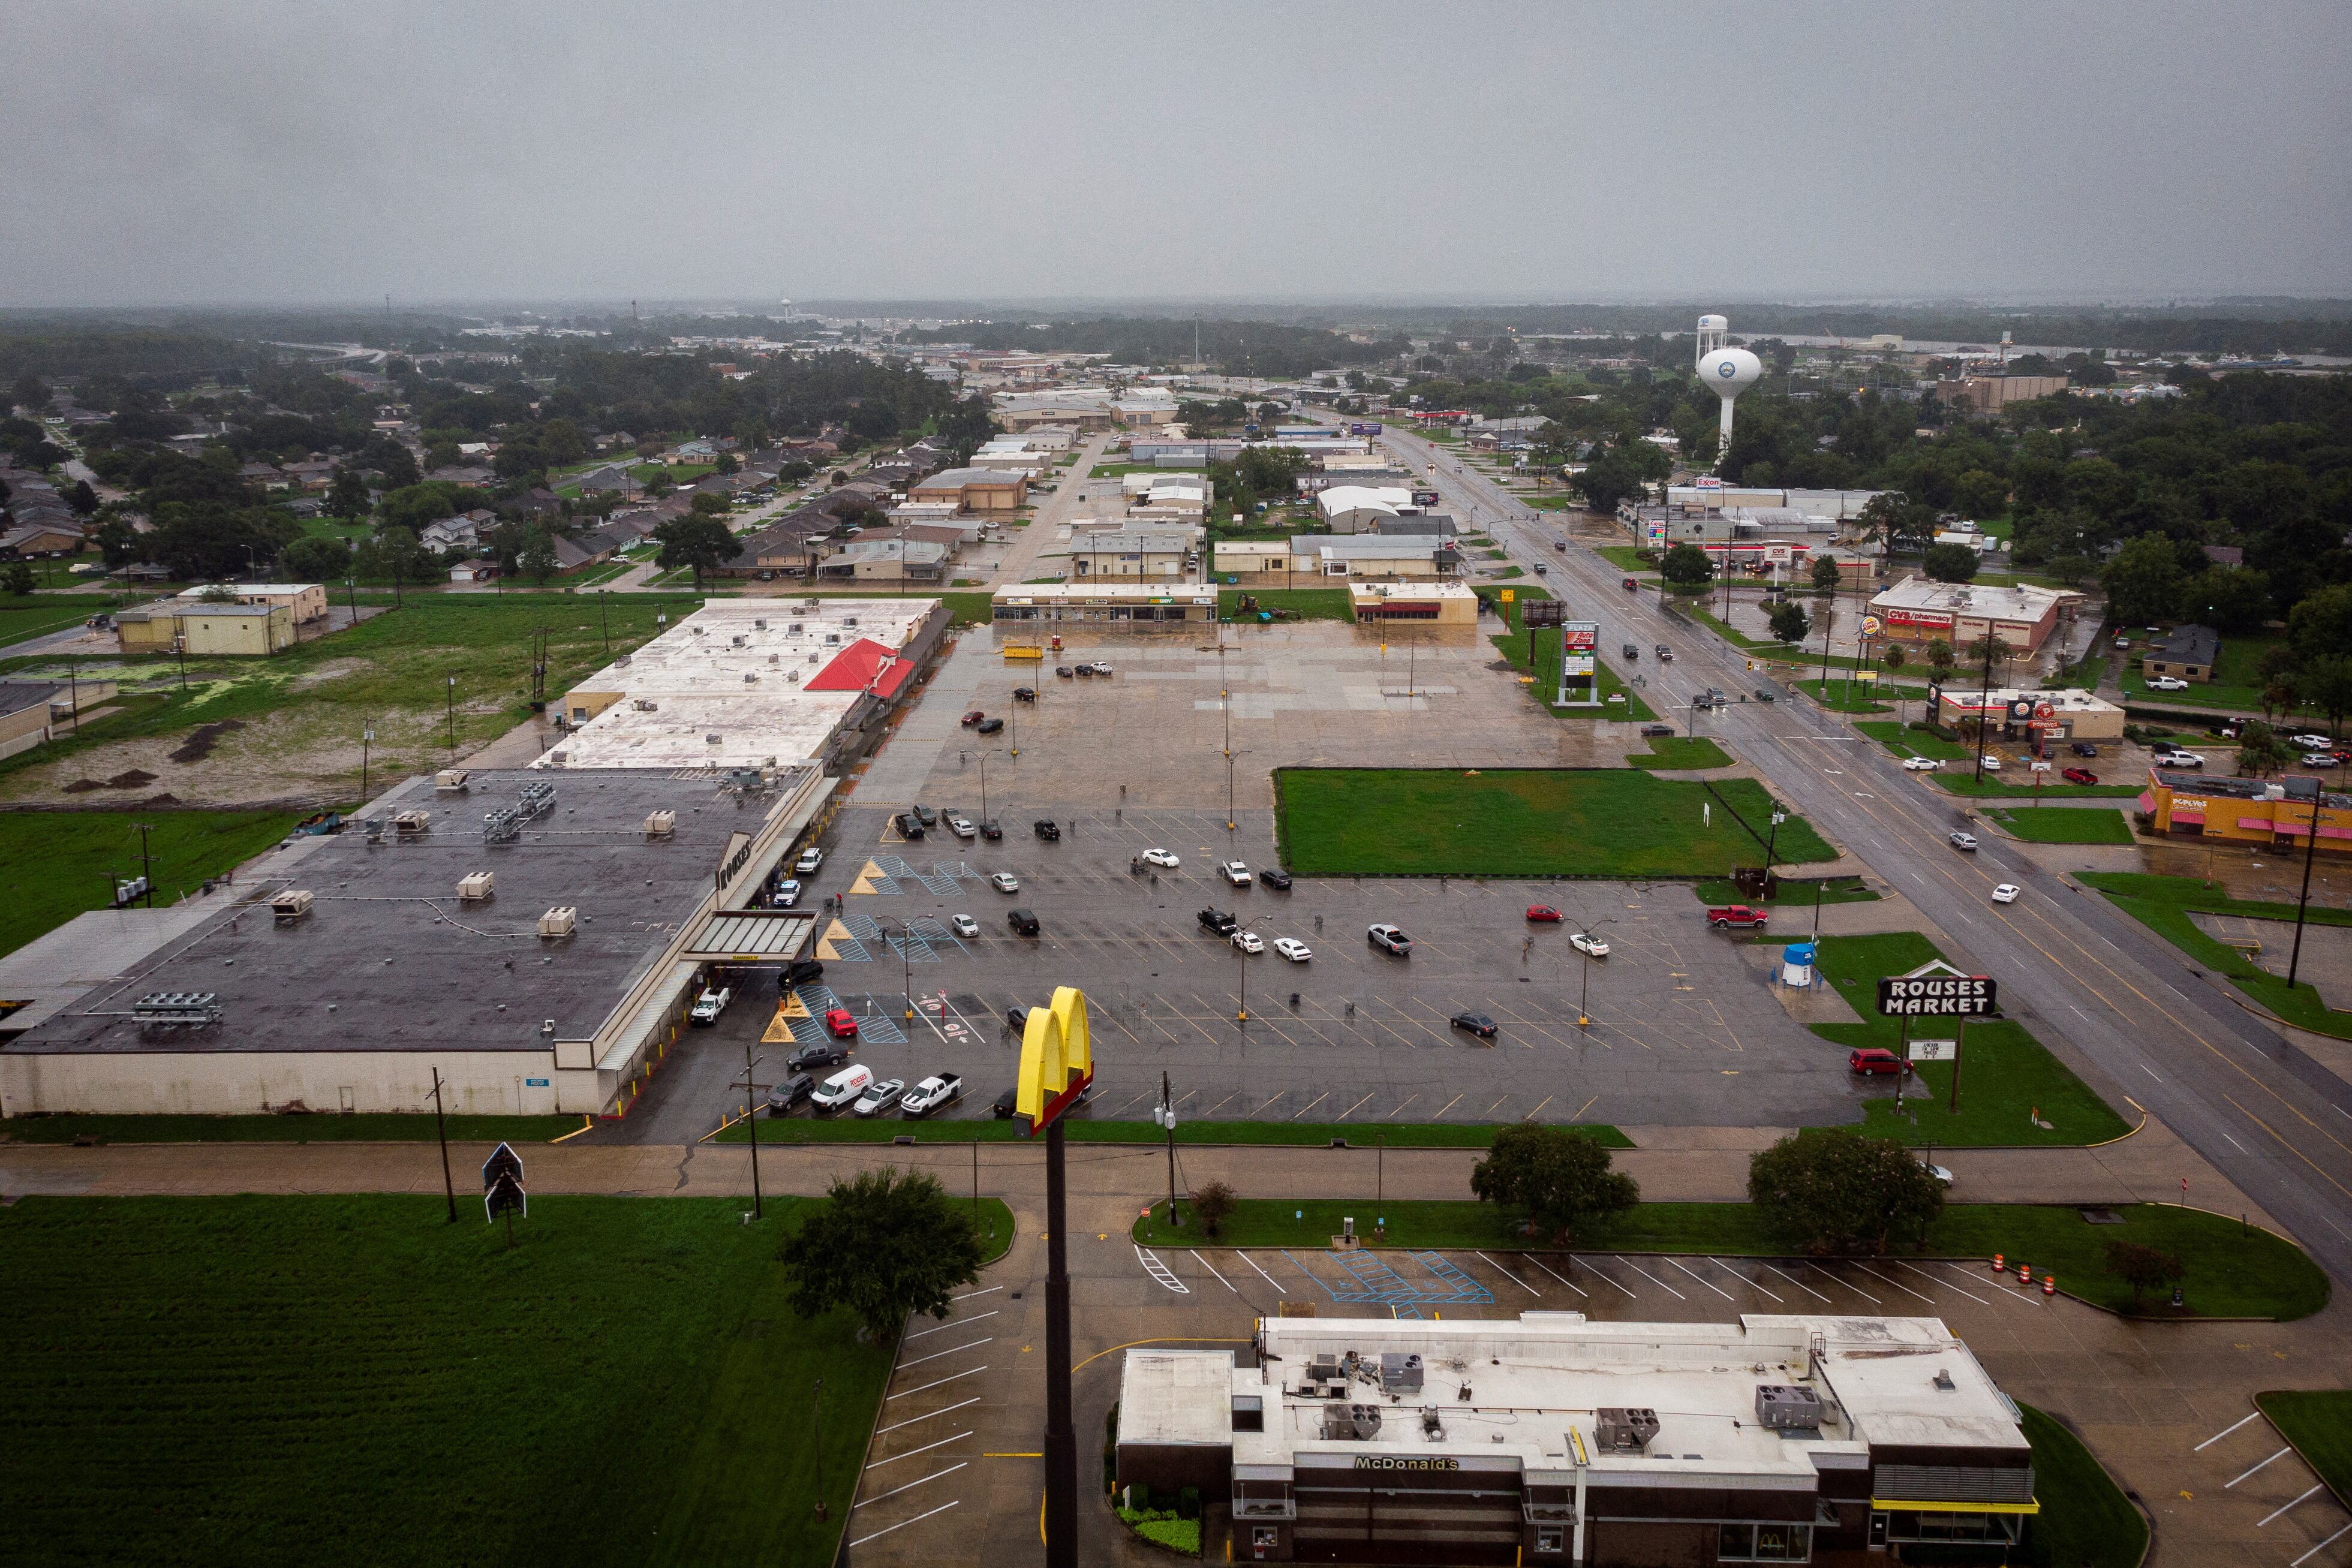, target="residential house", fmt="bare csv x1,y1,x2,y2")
2145,624,2221,684
1,520,86,558
518,486,564,517
281,456,338,490
577,465,634,495
424,465,495,486
238,462,285,485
